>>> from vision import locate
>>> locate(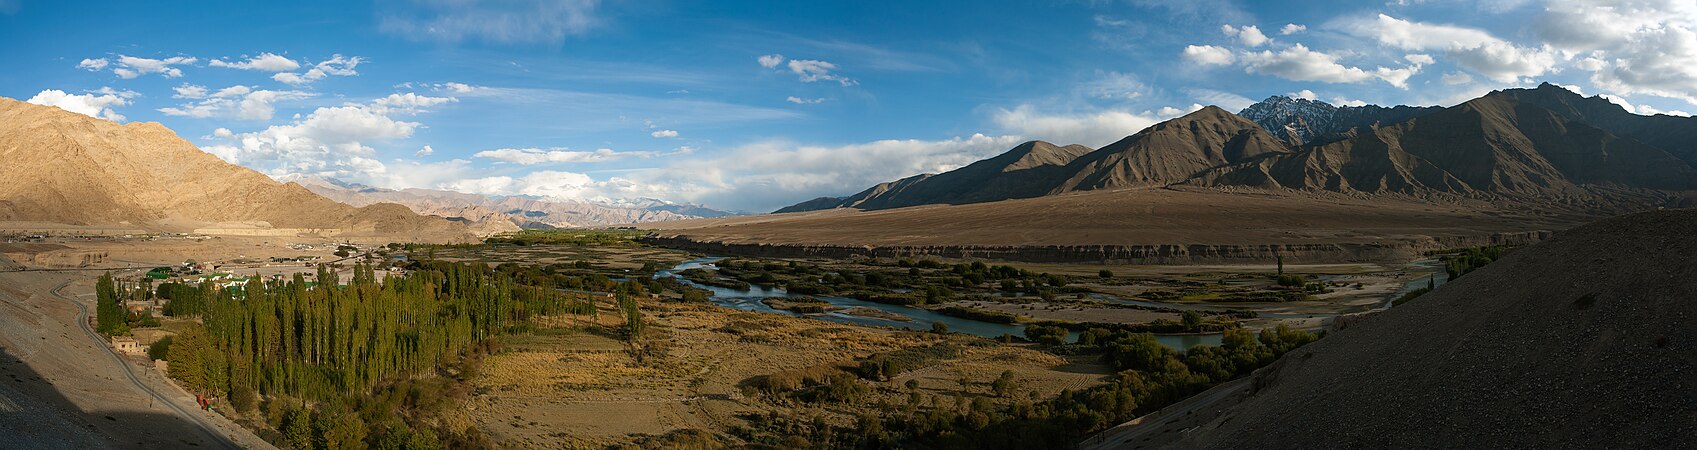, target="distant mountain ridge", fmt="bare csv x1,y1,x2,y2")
779,83,1697,214
288,176,737,230
1237,96,1441,145
0,97,474,242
